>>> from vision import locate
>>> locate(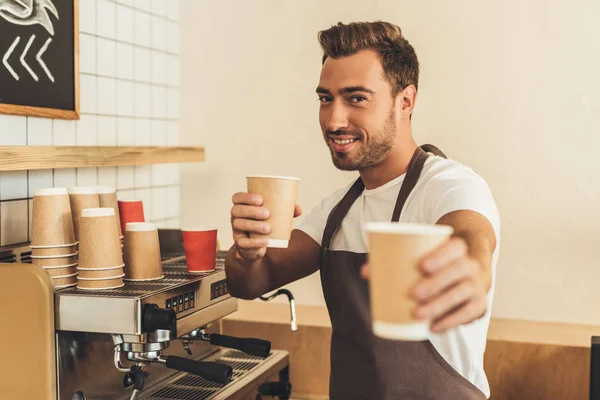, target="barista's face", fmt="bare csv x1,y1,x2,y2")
317,49,397,171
